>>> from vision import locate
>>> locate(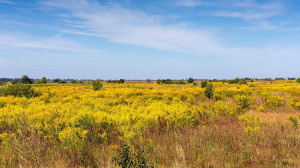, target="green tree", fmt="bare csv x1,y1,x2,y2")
119,79,125,84
53,78,61,83
204,83,214,99
40,77,47,84
92,79,103,90
146,79,151,83
297,78,300,83
157,79,161,84
21,75,33,84
187,77,194,83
